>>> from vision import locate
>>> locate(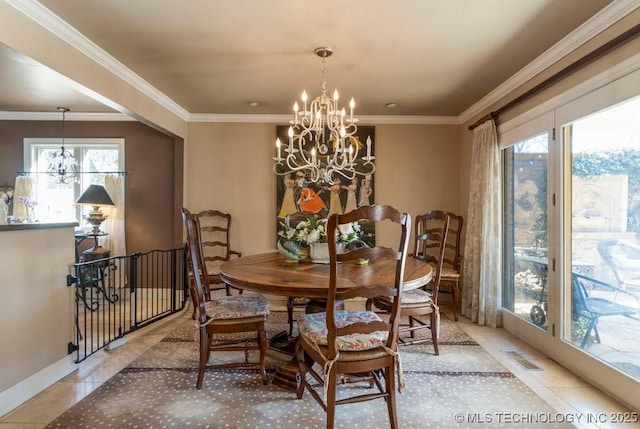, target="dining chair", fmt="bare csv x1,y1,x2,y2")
440,211,464,321
195,209,243,298
597,238,640,292
182,208,269,388
294,204,411,429
571,272,640,348
367,209,449,353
